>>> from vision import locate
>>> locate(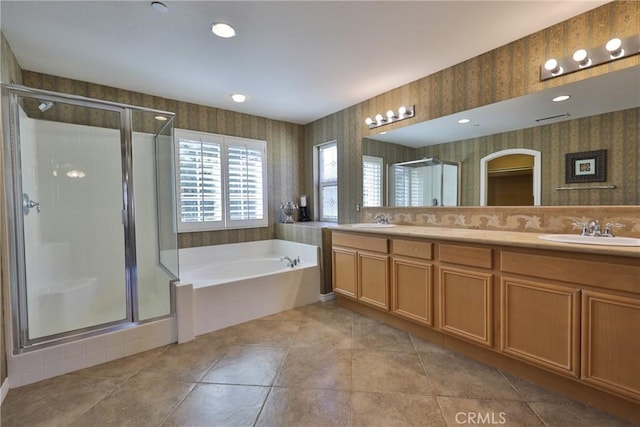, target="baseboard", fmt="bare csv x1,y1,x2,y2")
319,292,336,302
1,377,10,405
